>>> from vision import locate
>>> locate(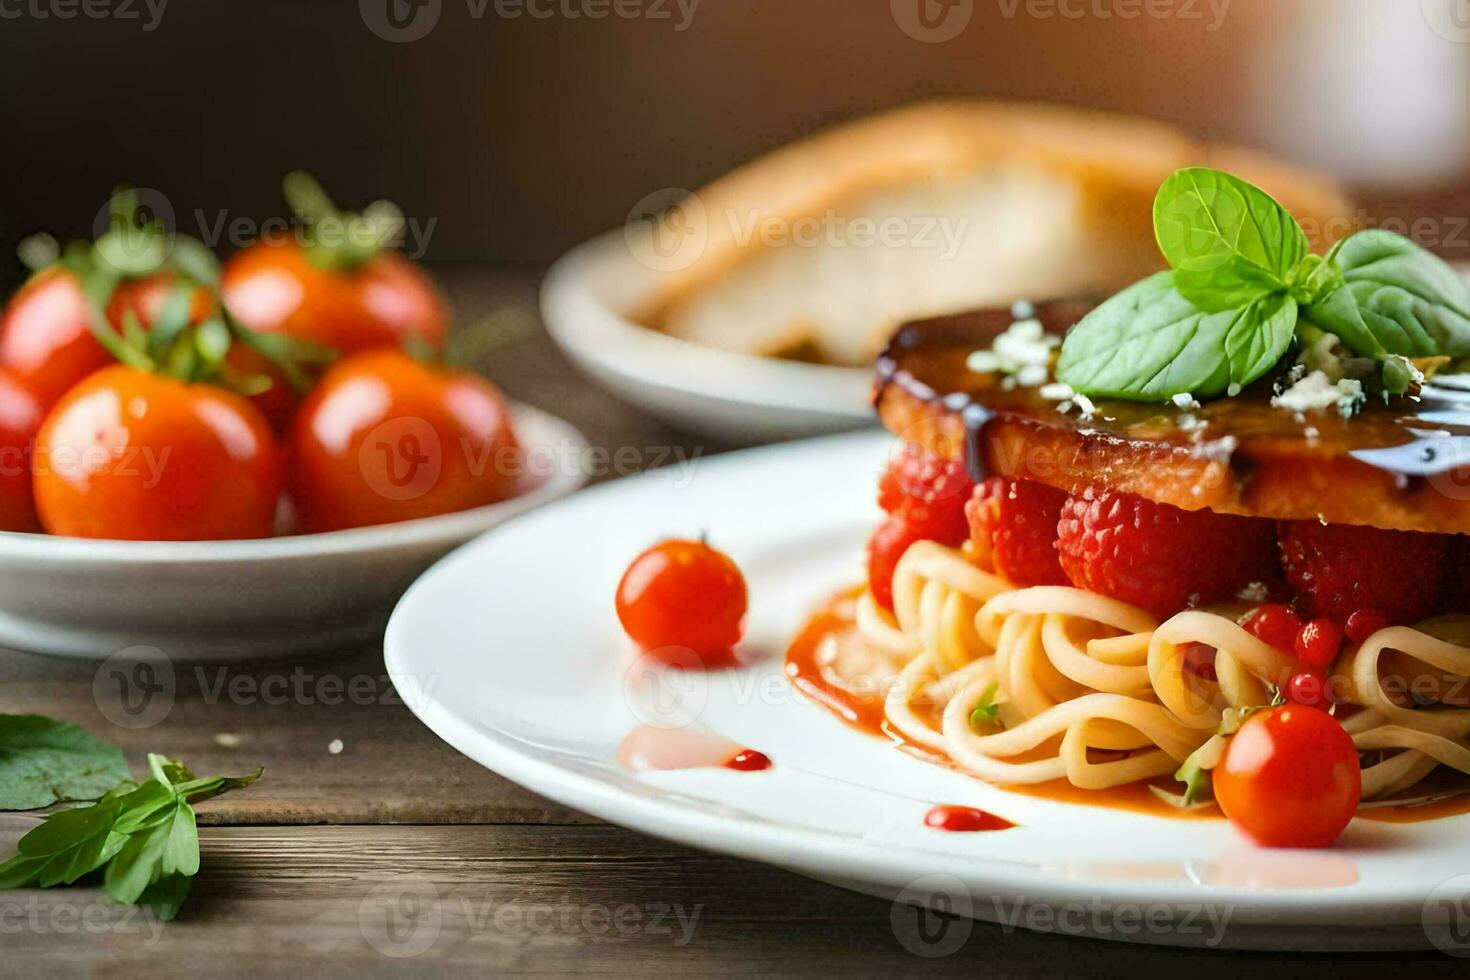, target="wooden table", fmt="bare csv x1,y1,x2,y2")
0,268,1441,976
